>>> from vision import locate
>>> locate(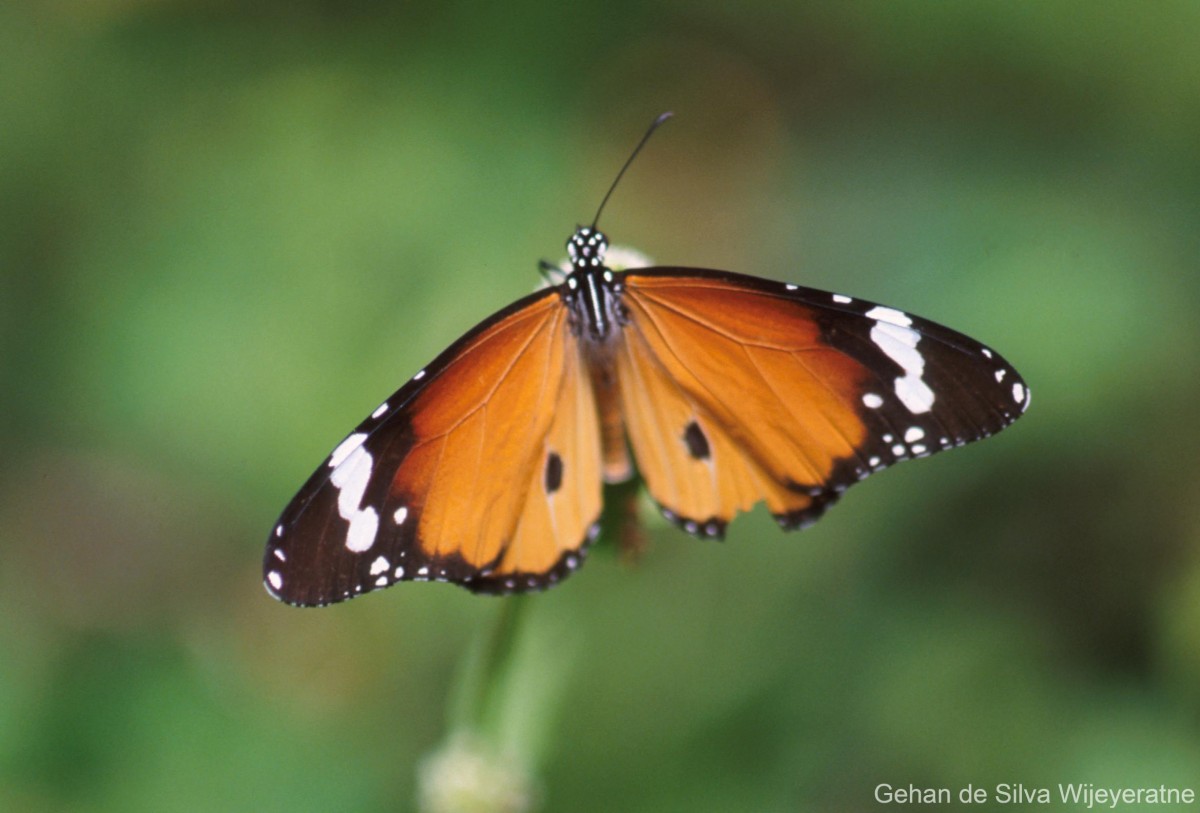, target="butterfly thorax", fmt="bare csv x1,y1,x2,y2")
562,226,625,344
